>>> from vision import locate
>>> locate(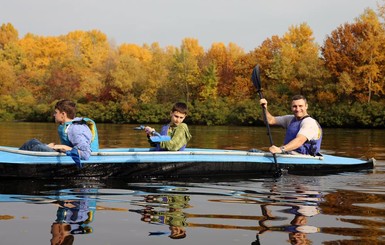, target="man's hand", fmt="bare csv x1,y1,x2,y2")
269,145,283,154
260,98,268,108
